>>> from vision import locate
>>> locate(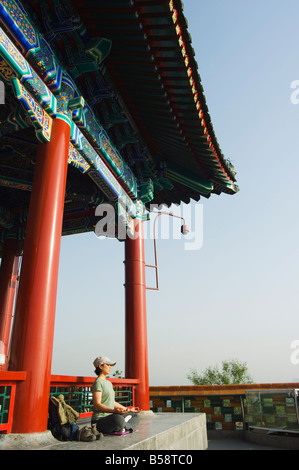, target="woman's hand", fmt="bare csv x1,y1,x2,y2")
113,403,141,414
128,406,141,413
